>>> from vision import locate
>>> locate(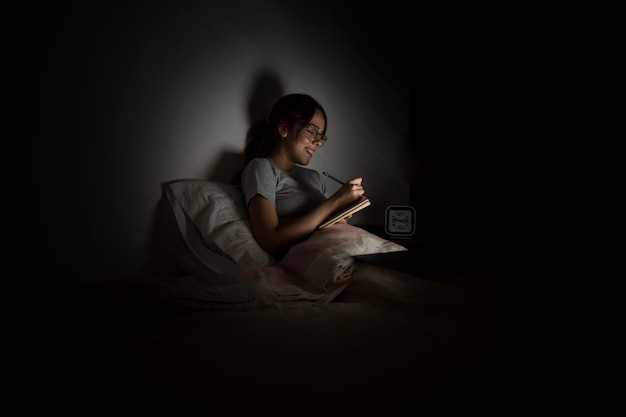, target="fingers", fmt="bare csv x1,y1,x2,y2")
343,184,364,195
345,177,365,196
346,177,362,186
338,214,352,224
